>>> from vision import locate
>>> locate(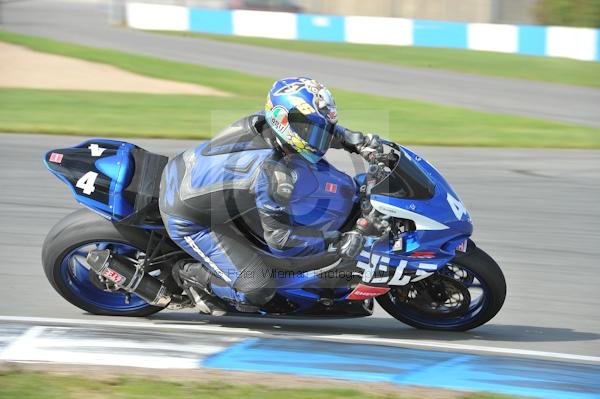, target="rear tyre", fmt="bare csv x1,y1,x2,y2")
42,209,163,317
377,245,506,331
